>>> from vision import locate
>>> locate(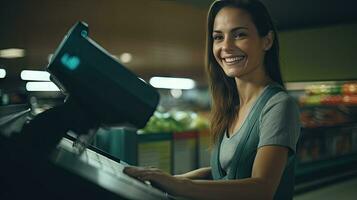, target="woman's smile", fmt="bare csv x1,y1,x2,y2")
222,55,246,65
